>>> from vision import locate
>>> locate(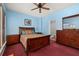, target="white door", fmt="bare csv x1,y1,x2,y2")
50,20,56,41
